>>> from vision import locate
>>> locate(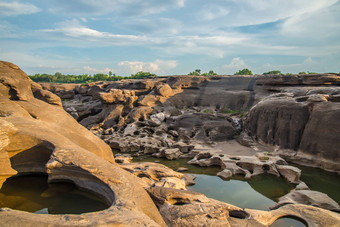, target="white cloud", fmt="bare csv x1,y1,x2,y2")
221,57,248,74
120,18,181,35
117,60,178,74
49,0,185,16
224,0,338,26
200,5,230,20
281,3,340,40
40,19,156,45
0,1,41,17
83,66,113,74
38,19,249,57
